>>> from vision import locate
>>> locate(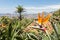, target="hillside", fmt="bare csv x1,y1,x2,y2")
52,9,60,23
